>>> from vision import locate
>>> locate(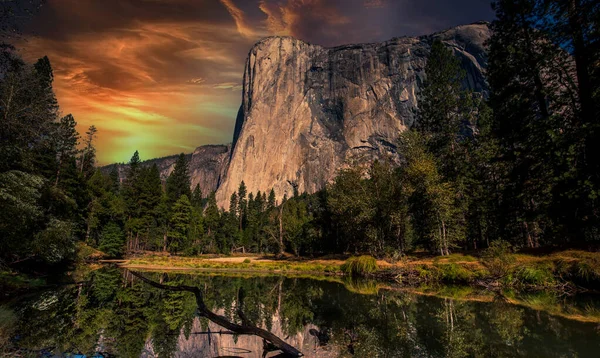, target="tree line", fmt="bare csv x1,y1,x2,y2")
1,0,599,268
